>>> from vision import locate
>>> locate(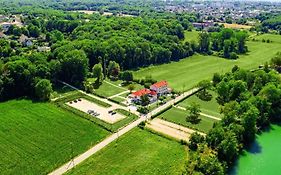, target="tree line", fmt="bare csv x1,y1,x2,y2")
184,65,281,175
